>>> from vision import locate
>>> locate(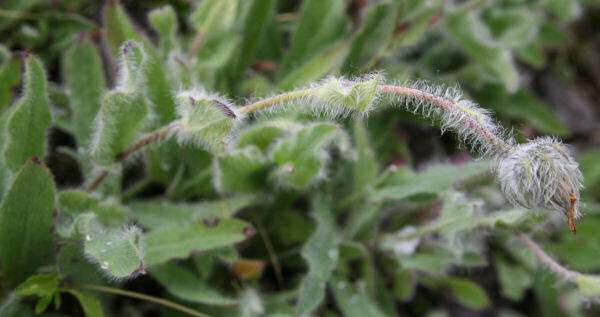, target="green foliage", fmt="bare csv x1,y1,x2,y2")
0,159,55,287
144,219,253,266
63,34,106,148
4,55,51,172
0,1,598,316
